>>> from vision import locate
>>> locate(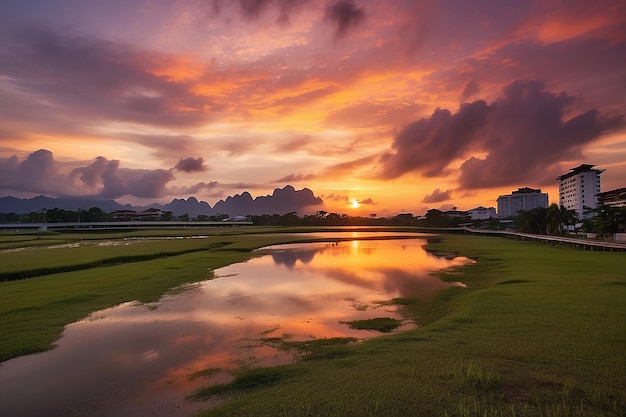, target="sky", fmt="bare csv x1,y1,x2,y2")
0,0,625,216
